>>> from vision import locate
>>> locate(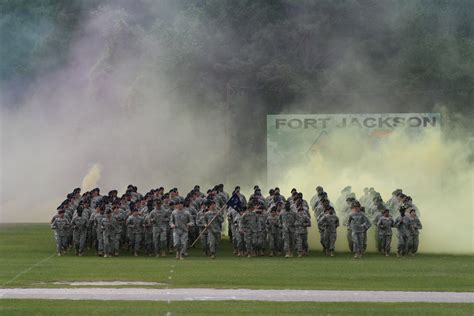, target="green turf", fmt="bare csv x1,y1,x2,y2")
0,300,473,315
0,224,473,291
